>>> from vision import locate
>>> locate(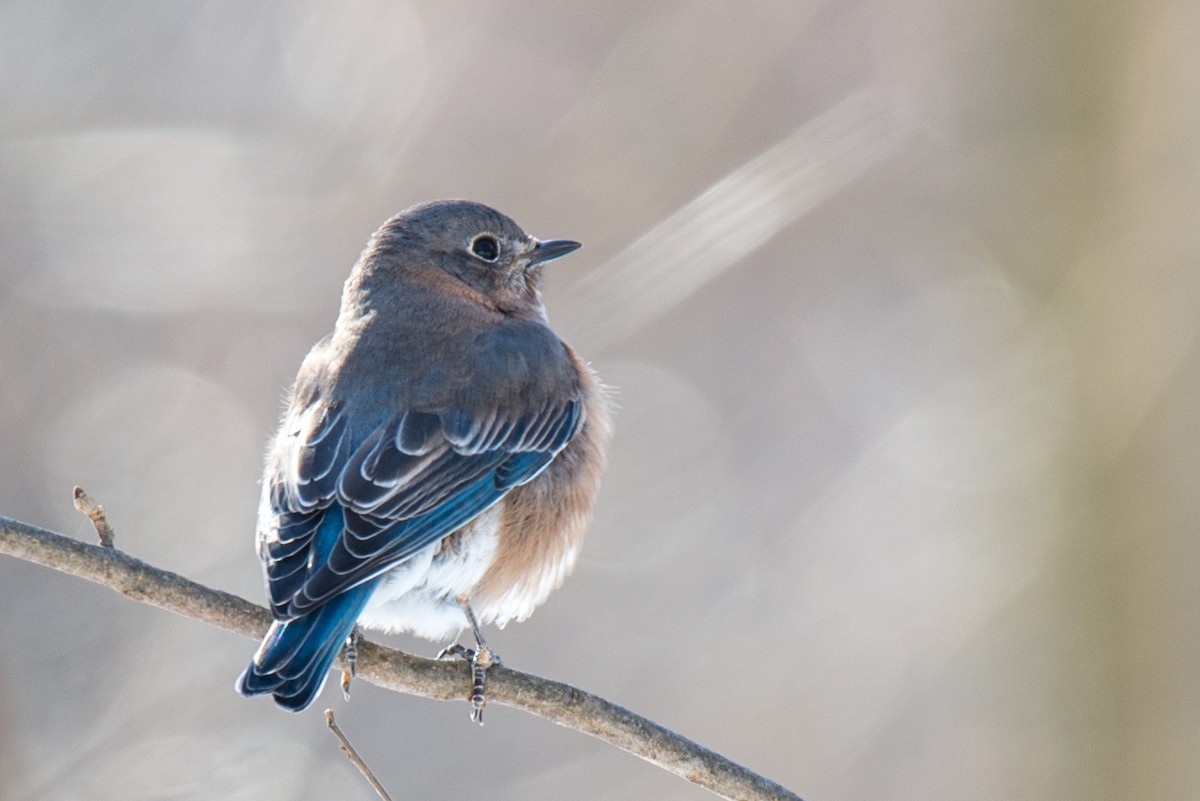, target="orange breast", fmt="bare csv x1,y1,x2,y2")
473,353,611,622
